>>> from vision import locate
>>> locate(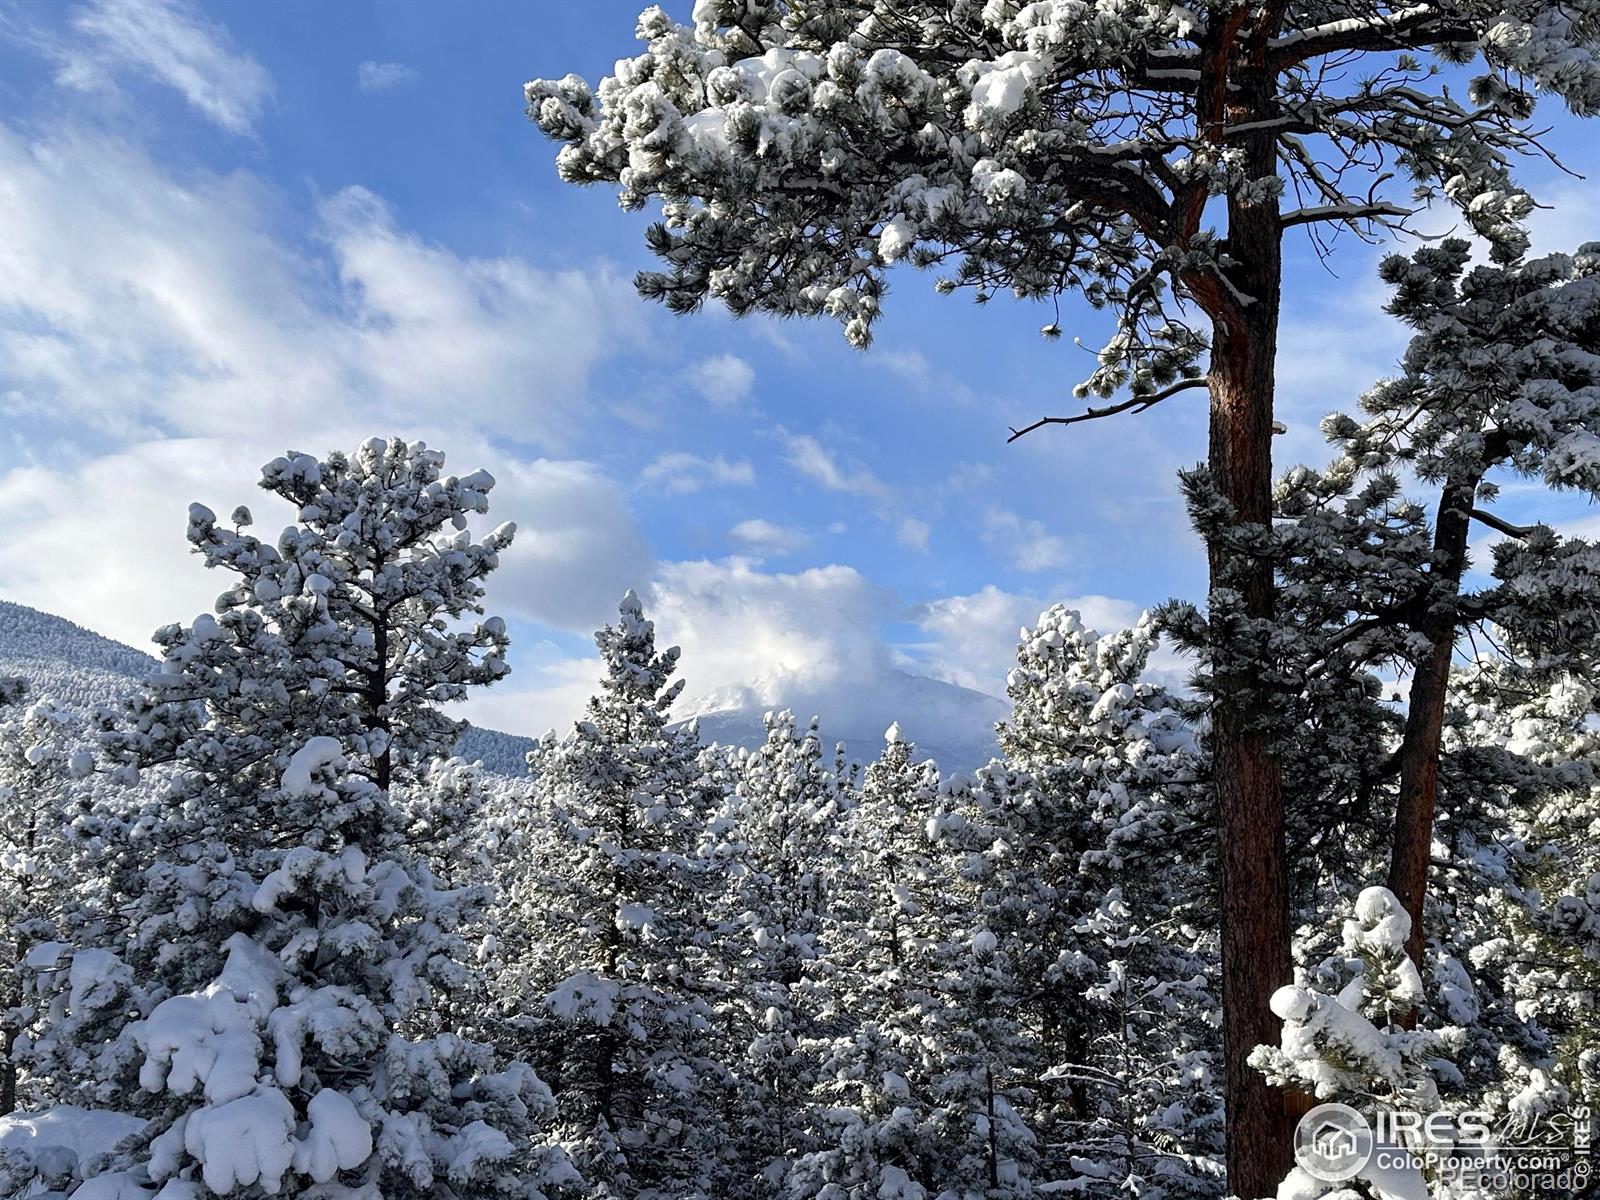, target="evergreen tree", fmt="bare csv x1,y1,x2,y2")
922,762,1050,1198
789,725,947,1200
0,694,96,1115
1426,661,1600,1156
995,606,1221,1196
497,591,721,1200
100,436,514,795
1293,240,1600,969
704,712,849,1197
1252,886,1444,1200
18,439,568,1199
